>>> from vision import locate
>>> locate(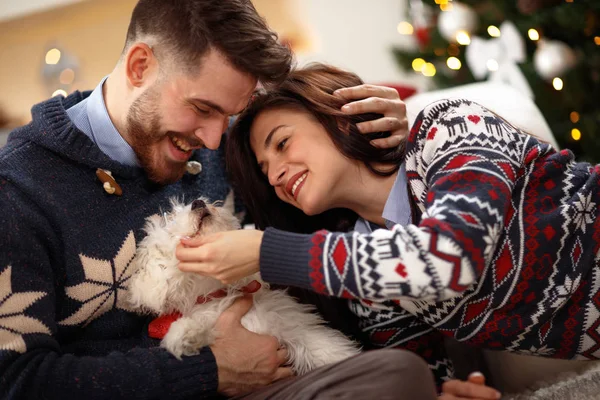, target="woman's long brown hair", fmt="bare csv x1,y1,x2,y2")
226,63,405,233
